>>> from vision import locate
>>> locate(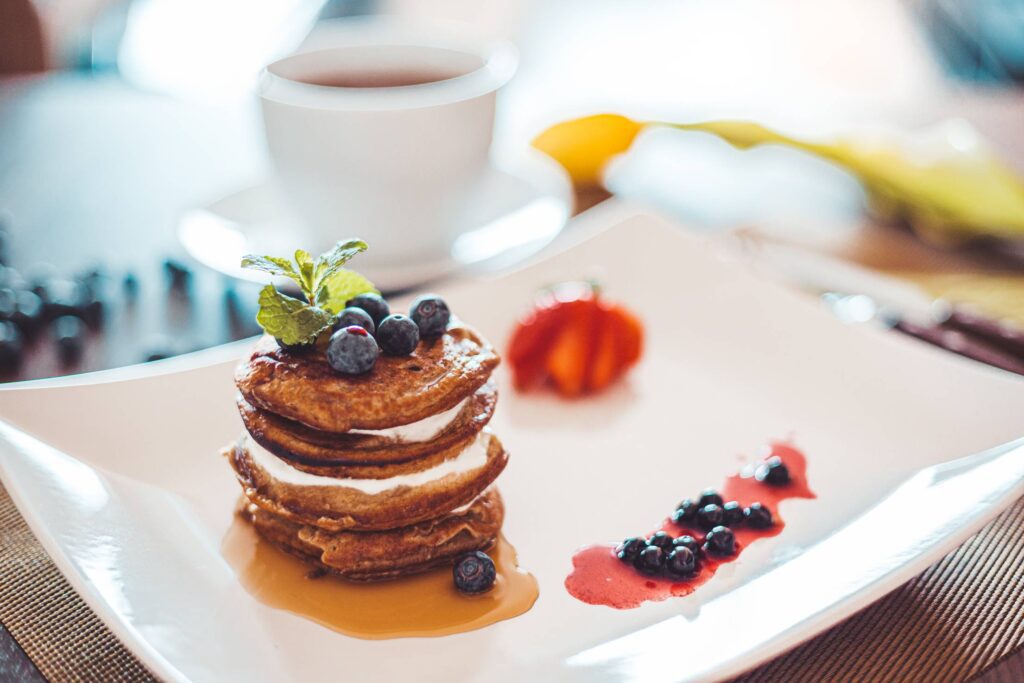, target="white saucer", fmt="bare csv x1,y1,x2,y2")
178,153,573,291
